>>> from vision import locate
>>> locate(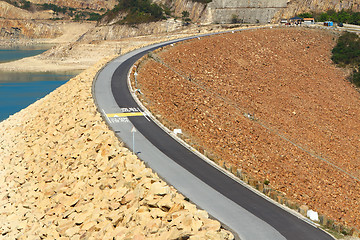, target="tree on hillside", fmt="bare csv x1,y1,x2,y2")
298,12,313,18
332,32,360,87
332,32,360,66
103,0,165,24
